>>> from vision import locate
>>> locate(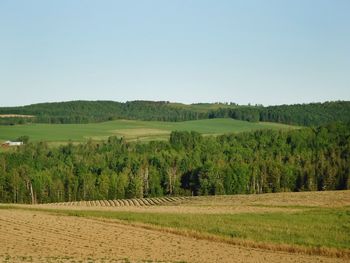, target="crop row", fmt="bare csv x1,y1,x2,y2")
43,196,189,207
